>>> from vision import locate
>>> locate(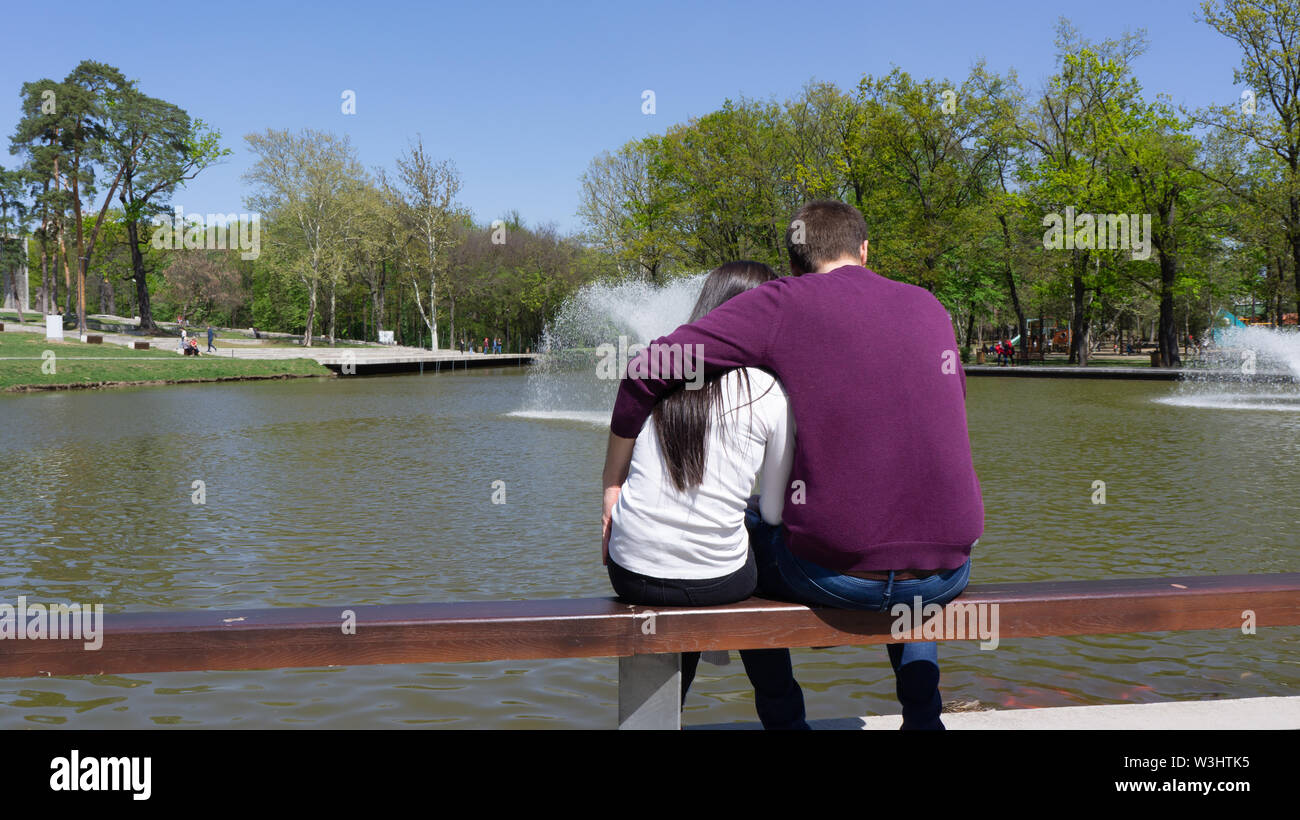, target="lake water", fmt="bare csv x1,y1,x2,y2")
0,369,1295,728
